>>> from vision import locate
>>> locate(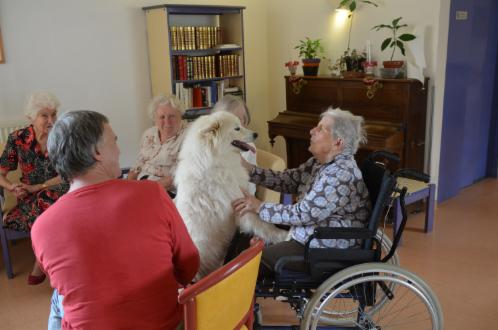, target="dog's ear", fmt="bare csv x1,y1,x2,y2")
200,119,221,149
